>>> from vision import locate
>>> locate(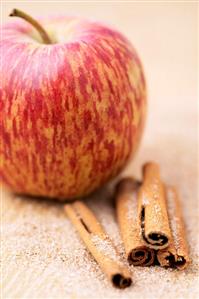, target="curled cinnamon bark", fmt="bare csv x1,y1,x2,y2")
138,162,172,249
157,186,190,269
64,201,132,288
115,178,155,266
